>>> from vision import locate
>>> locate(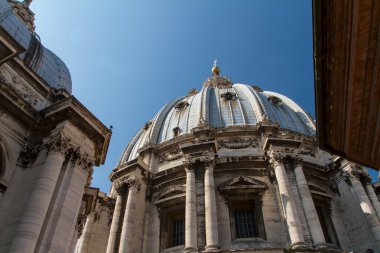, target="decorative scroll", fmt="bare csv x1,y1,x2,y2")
159,148,183,162
219,138,255,149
